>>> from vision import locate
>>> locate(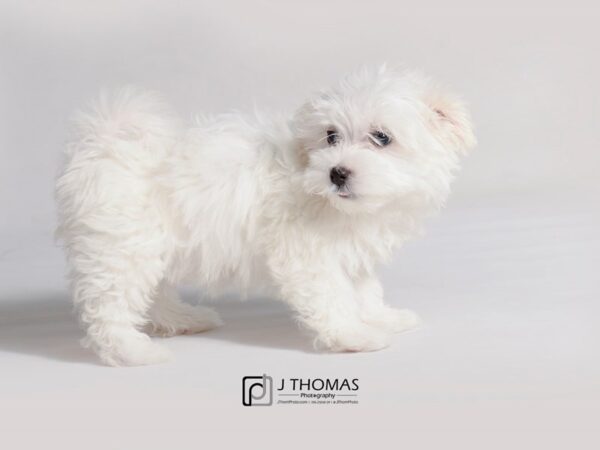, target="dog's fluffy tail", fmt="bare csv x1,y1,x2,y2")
56,87,181,240
64,86,181,162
